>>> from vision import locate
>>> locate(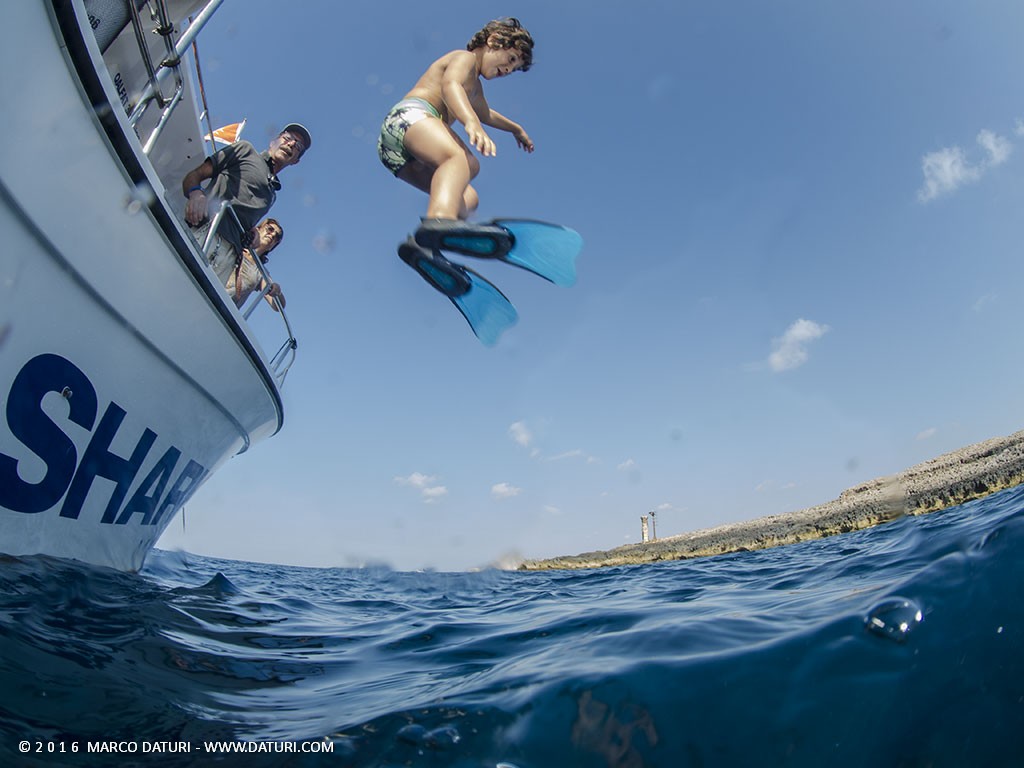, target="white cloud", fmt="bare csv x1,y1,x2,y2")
973,293,997,313
546,448,602,465
421,485,449,503
917,146,981,202
510,421,598,464
916,427,937,441
508,421,532,448
509,421,542,458
617,459,637,471
768,318,830,372
394,472,435,488
917,129,1012,202
977,129,1012,166
1015,118,1024,137
491,482,522,500
394,472,448,503
547,449,584,461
